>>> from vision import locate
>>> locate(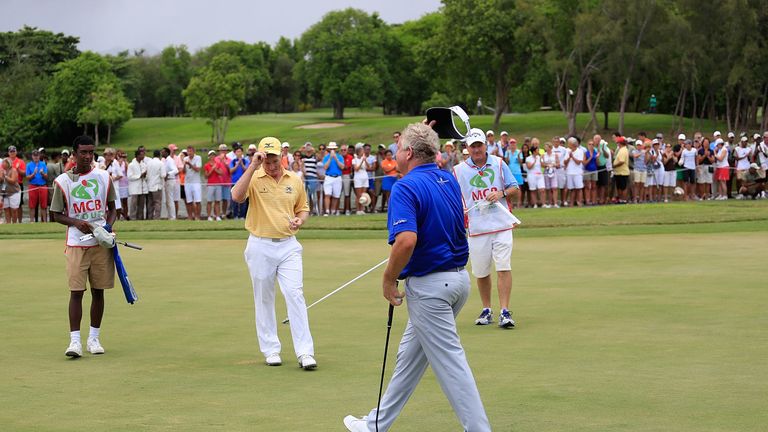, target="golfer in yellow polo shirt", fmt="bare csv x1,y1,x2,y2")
231,137,317,370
